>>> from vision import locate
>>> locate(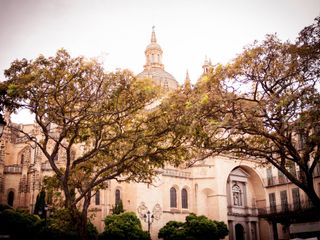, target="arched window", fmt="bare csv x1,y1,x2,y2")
21,154,24,164
170,187,177,208
181,188,188,209
7,191,14,206
232,183,242,206
115,189,121,205
95,190,100,205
